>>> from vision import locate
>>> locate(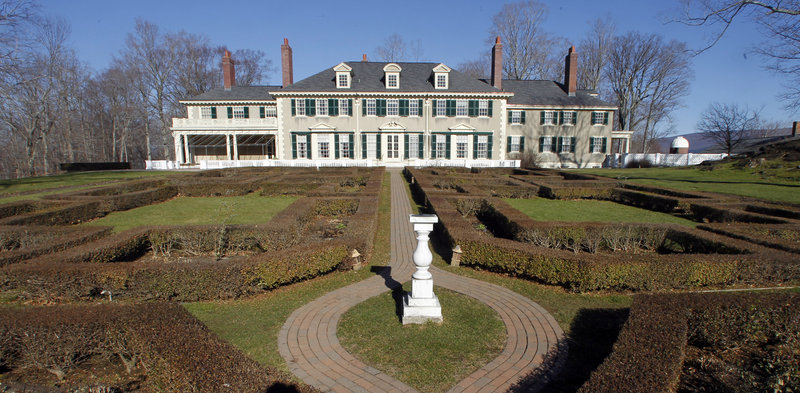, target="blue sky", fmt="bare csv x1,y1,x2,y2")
43,0,794,135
